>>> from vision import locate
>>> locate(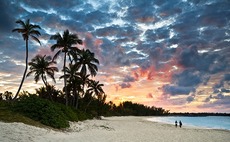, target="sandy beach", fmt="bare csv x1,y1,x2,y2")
1,116,230,142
